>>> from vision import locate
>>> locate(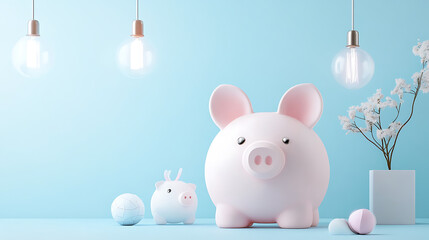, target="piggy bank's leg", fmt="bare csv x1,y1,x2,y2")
153,213,167,225
215,204,251,228
183,215,195,225
277,204,313,229
311,208,319,227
